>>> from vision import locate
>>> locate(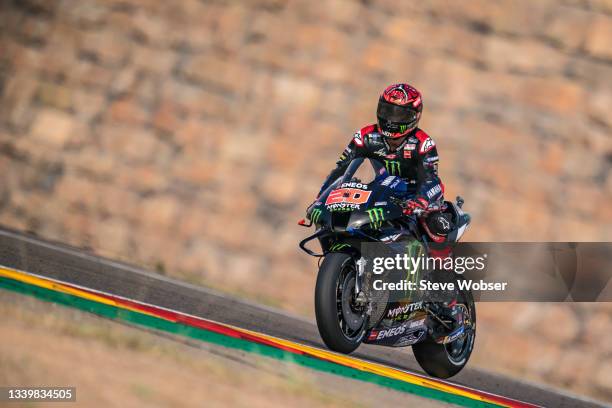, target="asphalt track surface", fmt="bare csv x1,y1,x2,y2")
0,226,606,408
